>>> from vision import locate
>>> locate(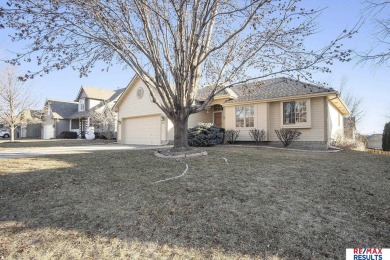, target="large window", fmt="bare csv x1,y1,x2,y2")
283,100,309,126
235,106,254,127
